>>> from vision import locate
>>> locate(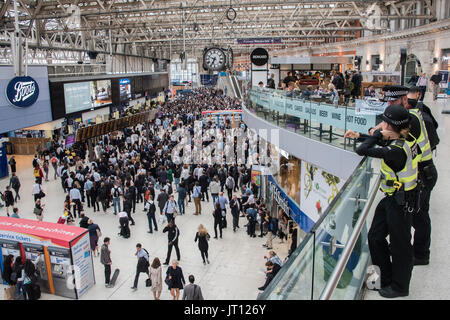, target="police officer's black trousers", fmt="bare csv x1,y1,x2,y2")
413,165,438,260
368,196,413,293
